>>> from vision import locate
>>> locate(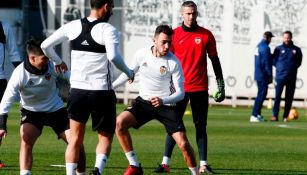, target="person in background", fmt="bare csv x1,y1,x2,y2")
0,19,22,170
250,31,274,122
271,31,302,122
